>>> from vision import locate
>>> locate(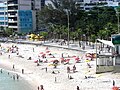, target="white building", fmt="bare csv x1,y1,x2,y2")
0,0,8,29
76,0,119,10
45,0,119,11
